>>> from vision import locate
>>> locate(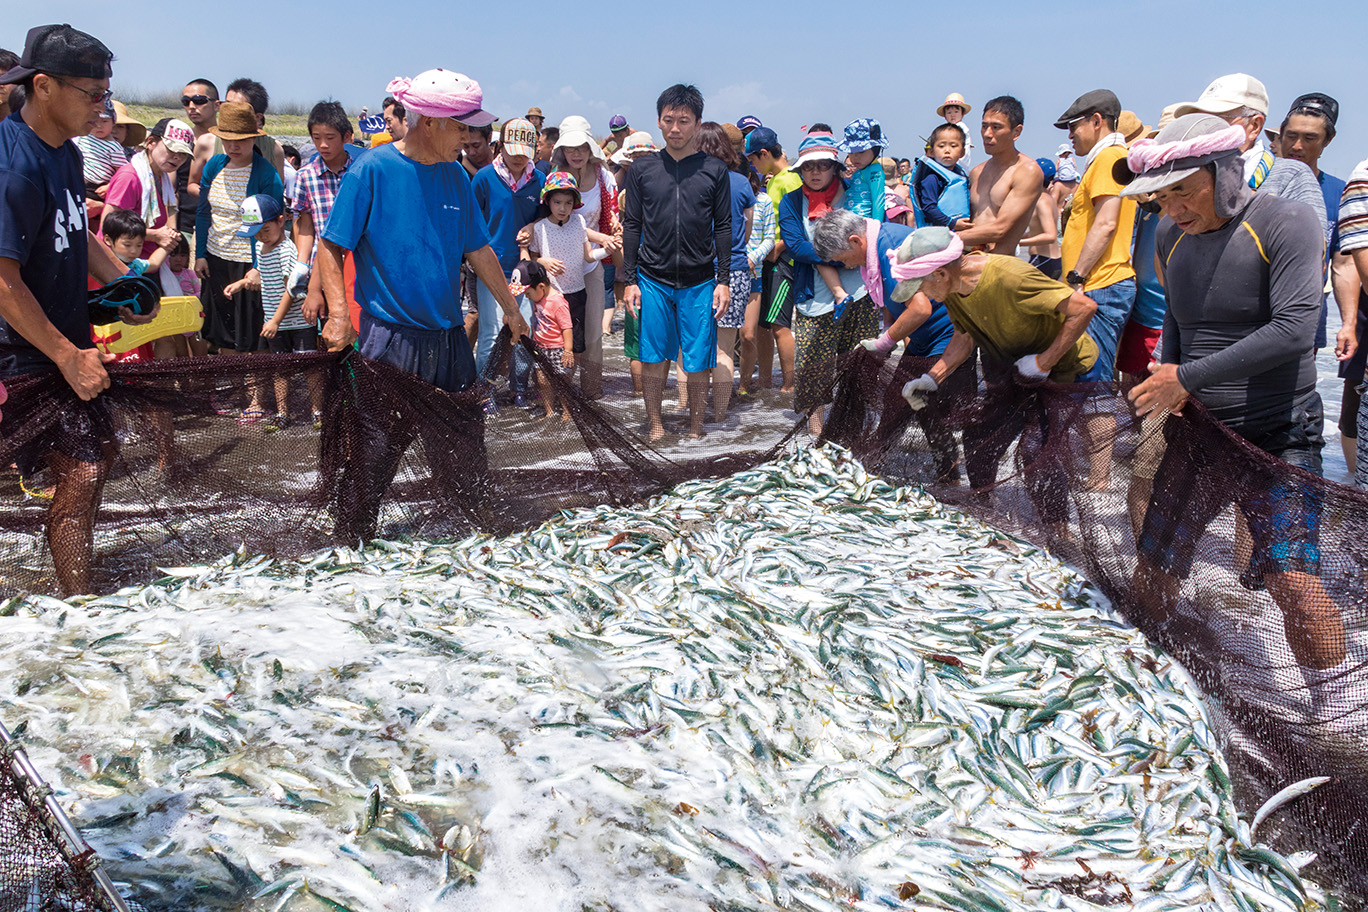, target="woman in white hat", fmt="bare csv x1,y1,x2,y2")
551,115,620,398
